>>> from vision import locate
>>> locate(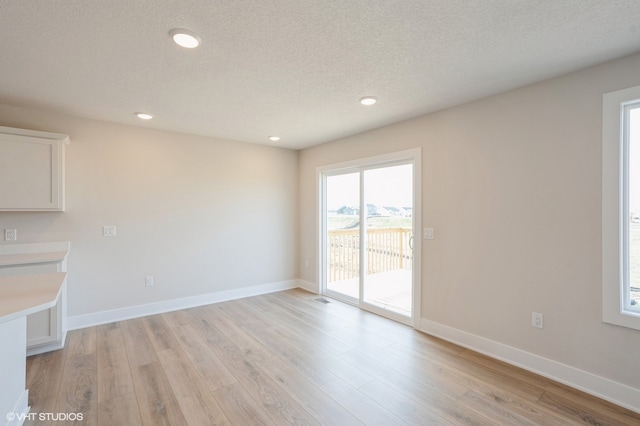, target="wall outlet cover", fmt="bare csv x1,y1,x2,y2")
4,228,17,241
532,312,544,329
